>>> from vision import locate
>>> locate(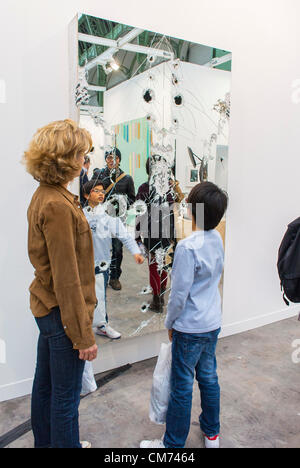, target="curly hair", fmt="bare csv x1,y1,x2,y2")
23,119,92,185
